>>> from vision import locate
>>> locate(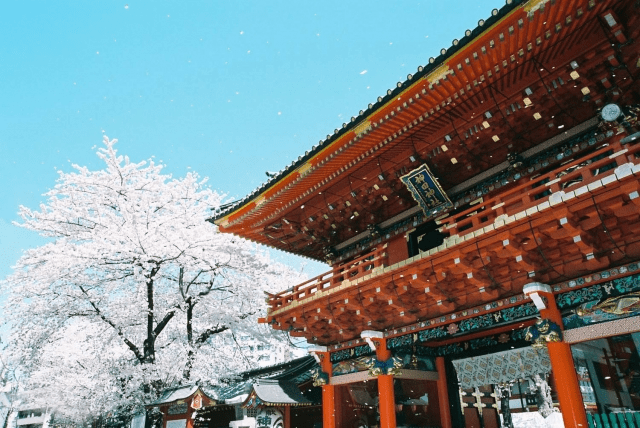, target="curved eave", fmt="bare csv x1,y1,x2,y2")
148,386,218,407
212,0,525,230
